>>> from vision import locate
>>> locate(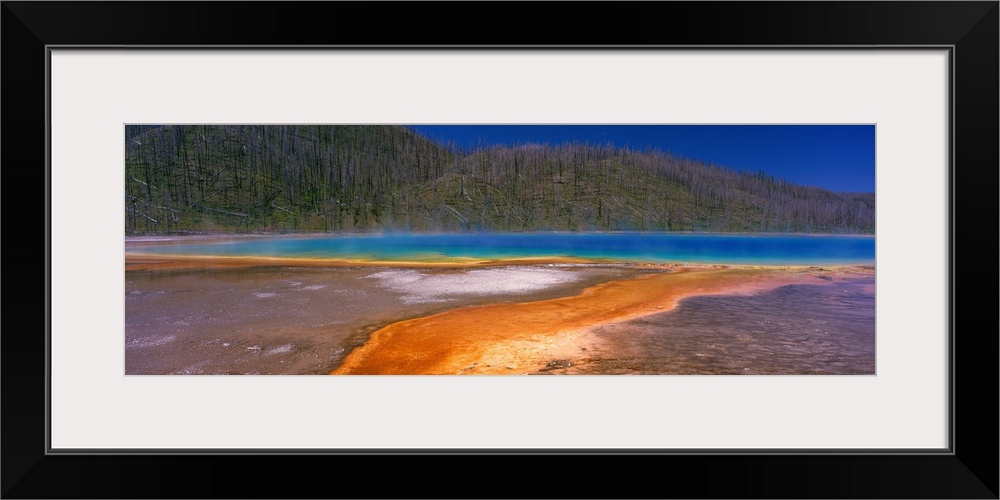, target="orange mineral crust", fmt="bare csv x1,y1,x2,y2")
331,267,843,375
